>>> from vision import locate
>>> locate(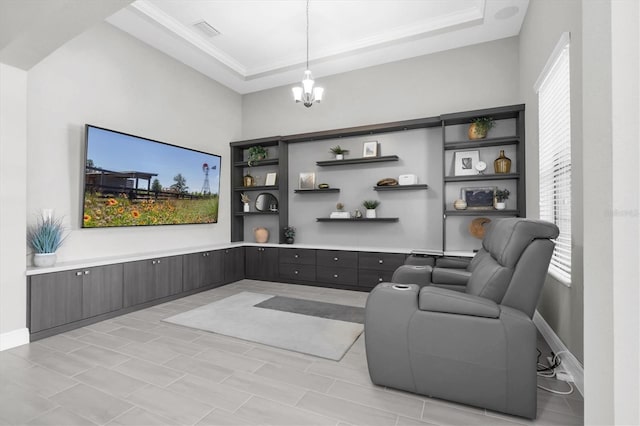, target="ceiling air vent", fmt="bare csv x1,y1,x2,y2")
193,20,221,38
